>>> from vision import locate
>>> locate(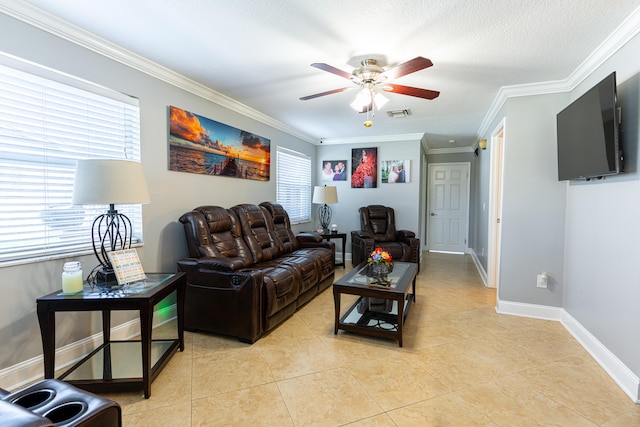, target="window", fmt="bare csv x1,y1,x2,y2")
276,147,311,224
0,59,141,265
